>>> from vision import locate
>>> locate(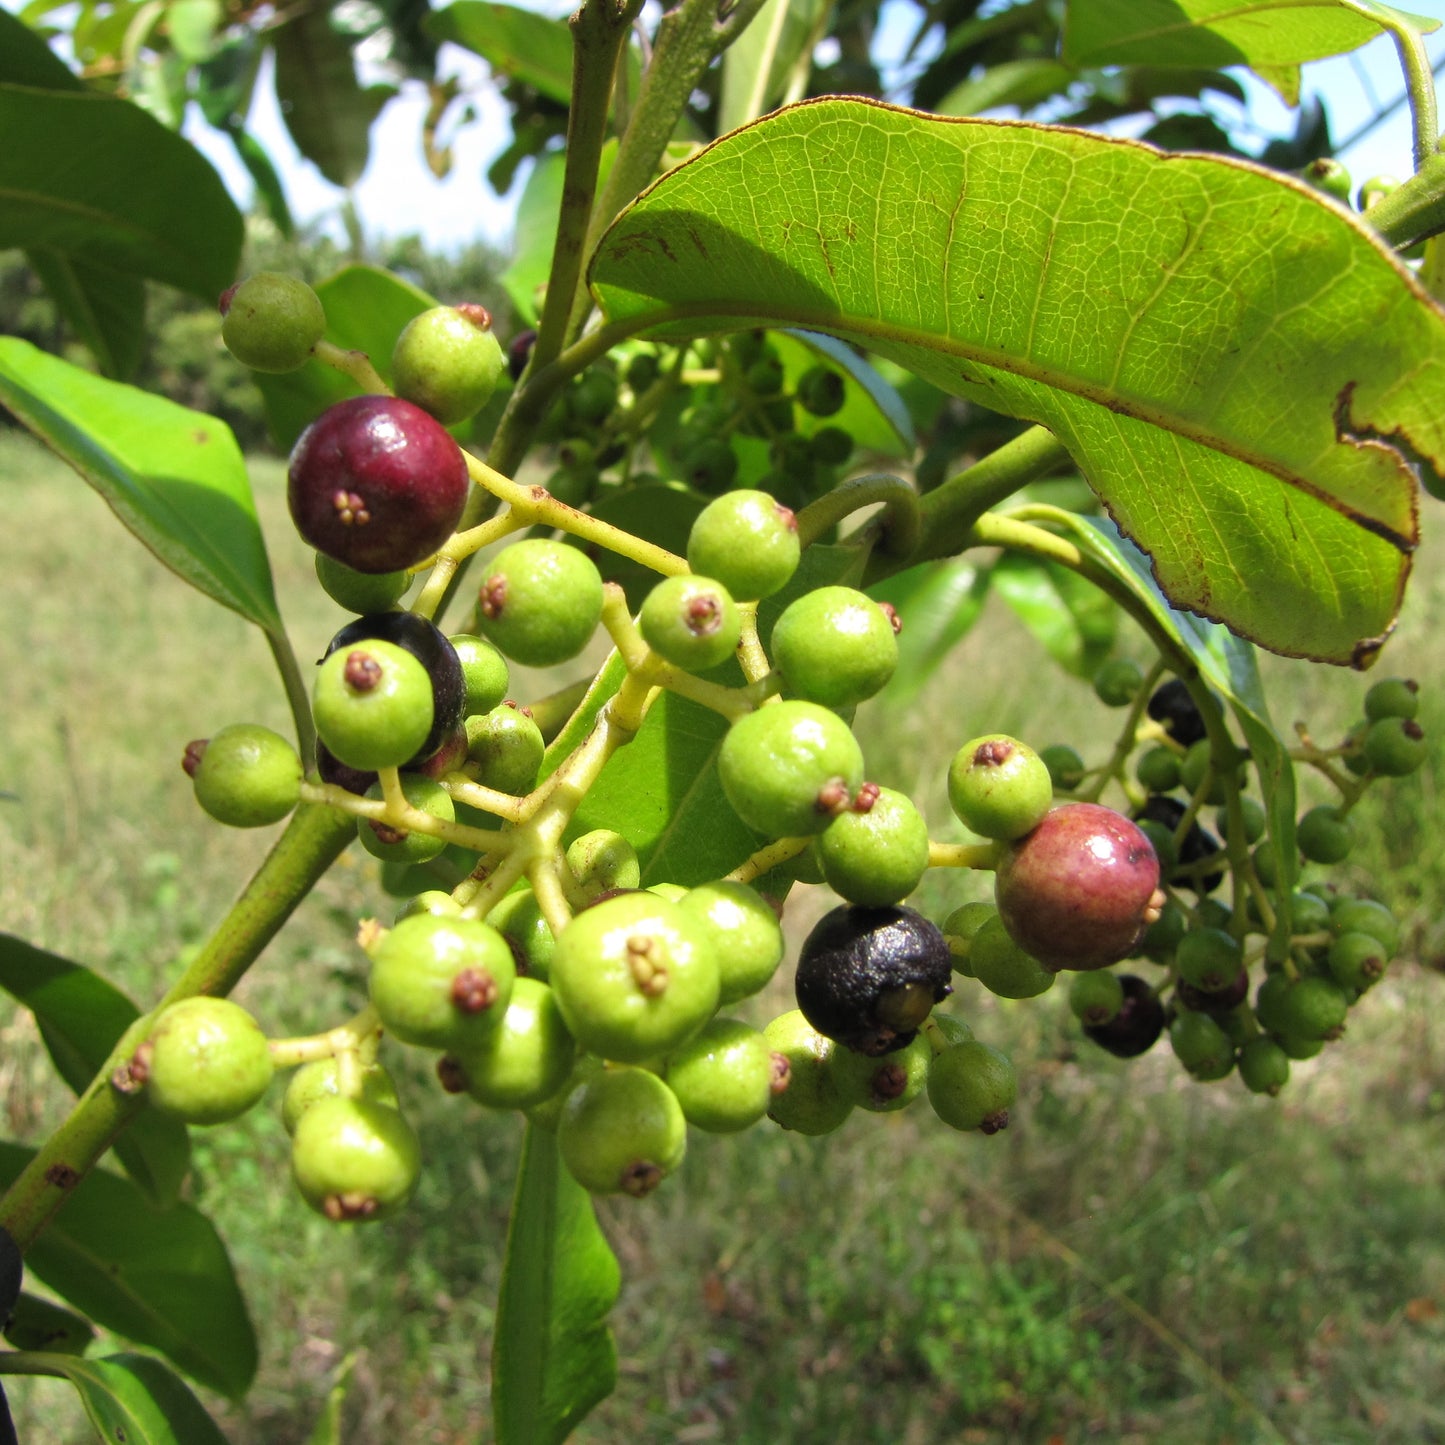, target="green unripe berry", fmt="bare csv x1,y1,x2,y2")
718,701,865,838
625,351,660,393
395,890,463,923
947,734,1052,840
219,272,325,372
1068,969,1124,1027
830,1032,931,1112
565,829,641,906
663,1018,777,1132
1215,795,1266,847
1169,1010,1234,1080
390,304,504,425
745,354,785,395
1328,897,1399,957
1237,1036,1290,1096
1038,744,1086,791
1326,931,1389,992
1174,927,1243,994
1290,890,1331,936
1093,657,1143,707
927,1039,1016,1133
677,437,739,494
814,786,930,905
568,370,619,427
466,703,544,795
1180,738,1228,801
1135,818,1178,874
796,365,846,417
772,587,898,707
549,892,720,1063
1141,898,1187,960
1135,746,1182,793
1300,157,1352,204
1363,676,1419,722
968,914,1055,999
368,914,516,1051
1357,174,1399,212
942,900,996,976
282,1057,400,1136
445,977,576,1110
358,774,455,863
1275,1033,1326,1060
809,425,854,466
290,1096,421,1222
557,1066,686,1196
477,540,604,668
1362,716,1427,776
139,998,274,1126
488,887,556,982
315,554,410,614
1296,804,1356,865
679,880,785,1004
449,634,510,717
762,1010,853,1135
687,490,800,601
1271,975,1349,1041
313,639,434,772
187,723,302,828
639,575,741,673
1251,841,1279,887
